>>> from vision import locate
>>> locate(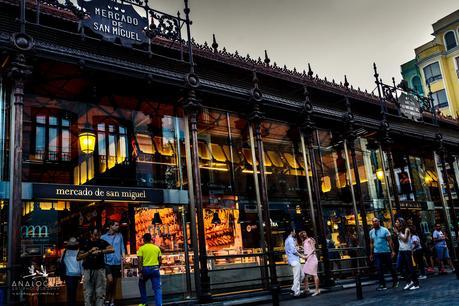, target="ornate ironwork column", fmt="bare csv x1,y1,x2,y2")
182,74,212,302
299,85,333,288
299,85,317,239
446,153,459,279
343,77,370,258
248,71,280,305
436,134,459,279
7,53,31,302
373,64,401,213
